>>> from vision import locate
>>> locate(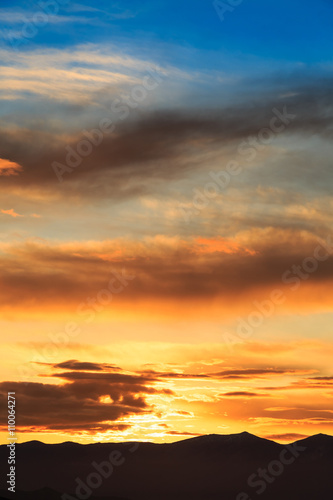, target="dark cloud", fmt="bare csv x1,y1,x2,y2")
0,358,326,435
311,376,333,381
0,77,332,199
51,371,157,384
1,231,333,308
0,365,173,433
222,391,265,397
52,360,121,371
142,370,208,380
150,368,308,381
167,430,202,436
